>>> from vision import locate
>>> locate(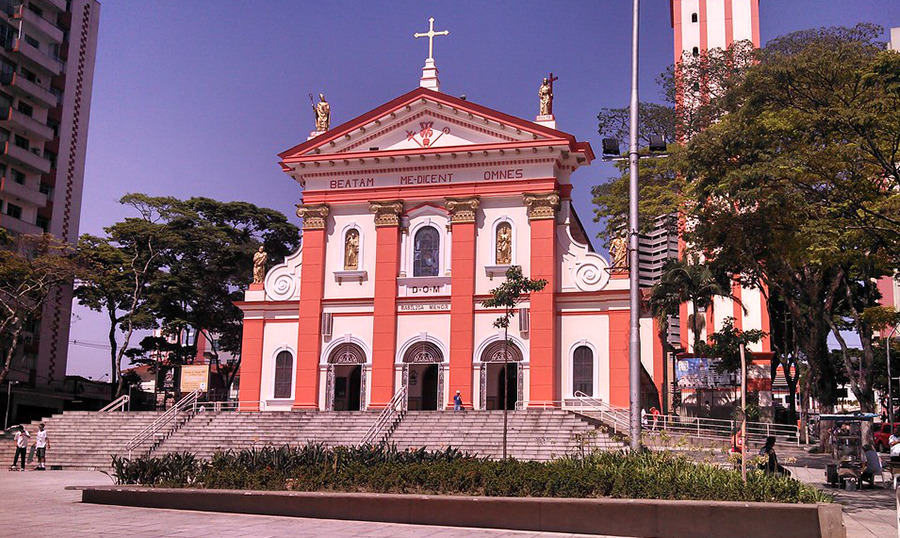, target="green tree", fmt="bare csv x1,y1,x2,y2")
695,317,765,375
482,265,547,459
683,24,900,419
592,40,756,244
144,197,300,396
0,234,82,384
650,256,740,353
646,270,683,412
75,194,181,394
